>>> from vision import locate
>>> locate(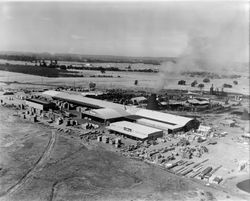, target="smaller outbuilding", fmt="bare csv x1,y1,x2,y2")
187,99,209,106
131,96,147,104
220,119,235,127
107,121,163,140
197,125,212,134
